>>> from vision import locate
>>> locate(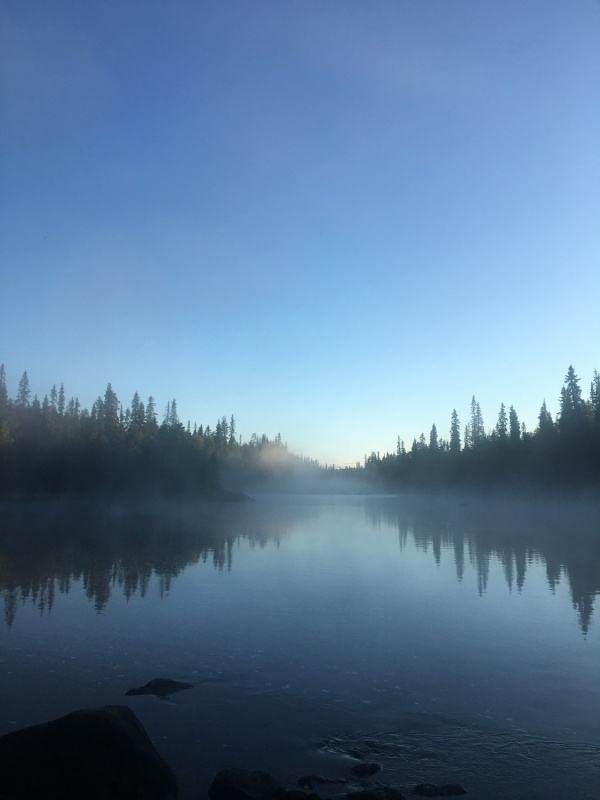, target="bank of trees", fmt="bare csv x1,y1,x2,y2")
1,363,598,497
364,365,600,492
0,365,302,496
